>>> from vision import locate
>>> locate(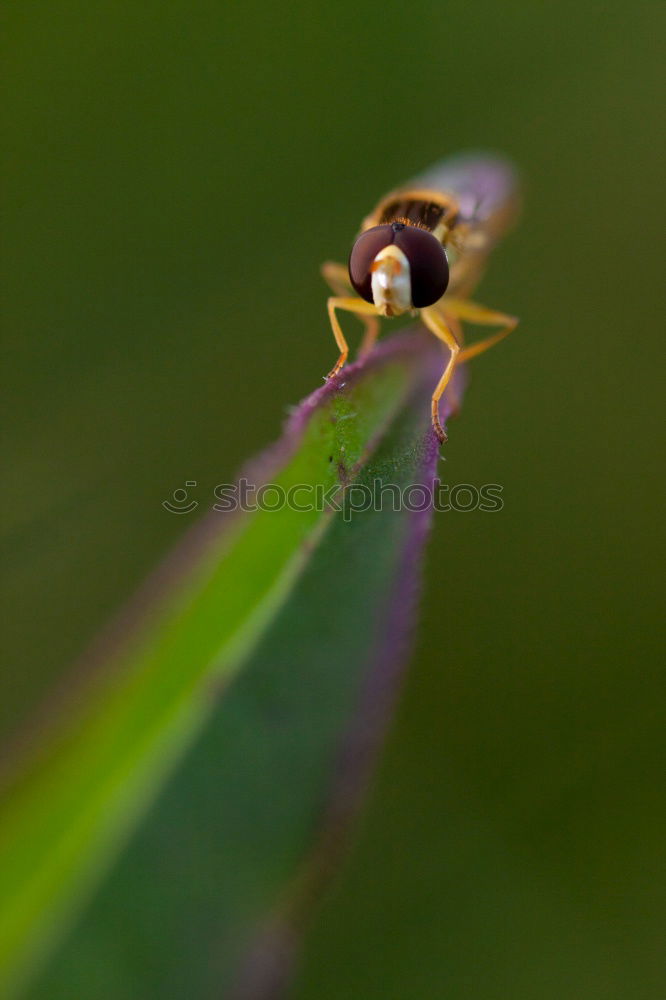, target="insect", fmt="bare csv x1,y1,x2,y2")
321,152,520,442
